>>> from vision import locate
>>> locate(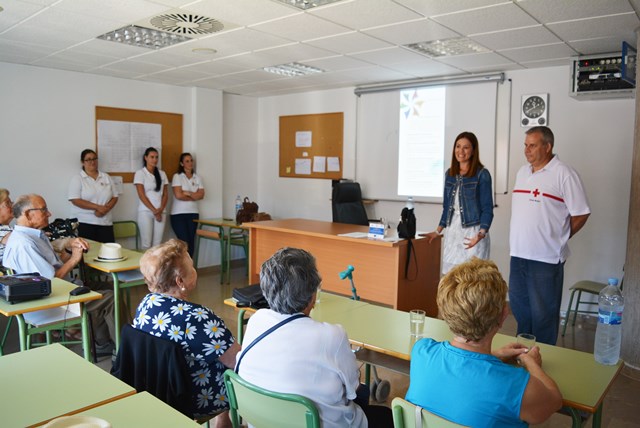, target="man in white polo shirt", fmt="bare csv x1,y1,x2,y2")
509,126,590,345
